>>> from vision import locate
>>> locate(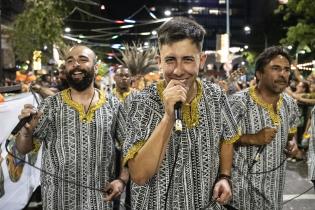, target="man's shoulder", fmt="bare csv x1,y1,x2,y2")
44,90,63,103
230,88,250,99
202,80,221,92
282,92,298,106
107,92,119,104
132,84,160,102
201,80,225,100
